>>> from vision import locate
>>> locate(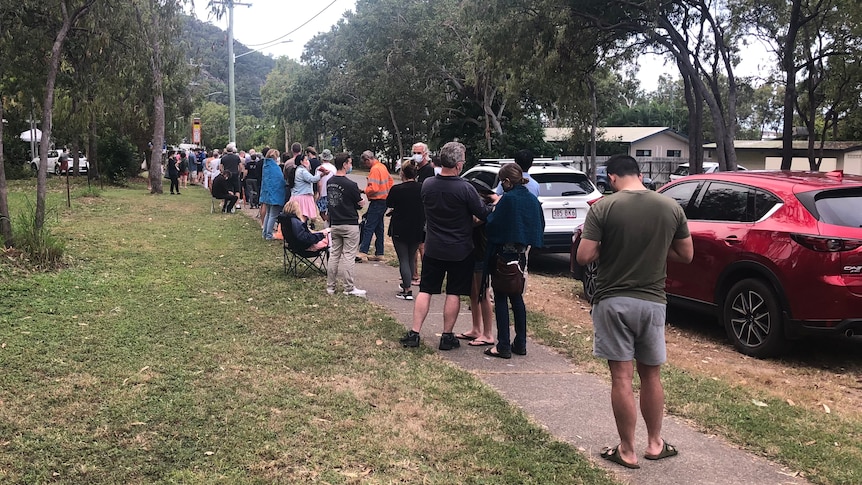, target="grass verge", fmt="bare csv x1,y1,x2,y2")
0,179,617,484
